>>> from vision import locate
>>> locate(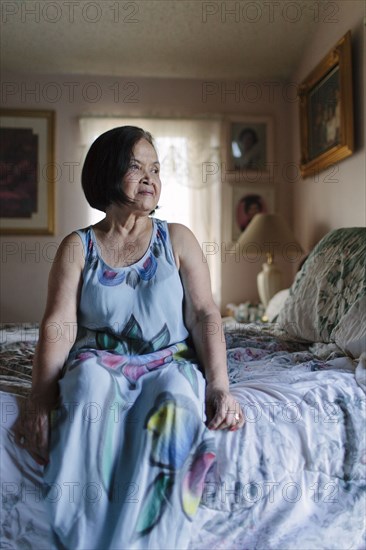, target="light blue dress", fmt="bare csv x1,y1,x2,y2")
43,217,216,550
